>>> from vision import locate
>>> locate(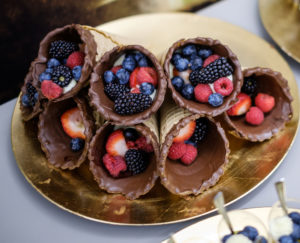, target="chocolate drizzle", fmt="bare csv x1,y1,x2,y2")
163,37,243,117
